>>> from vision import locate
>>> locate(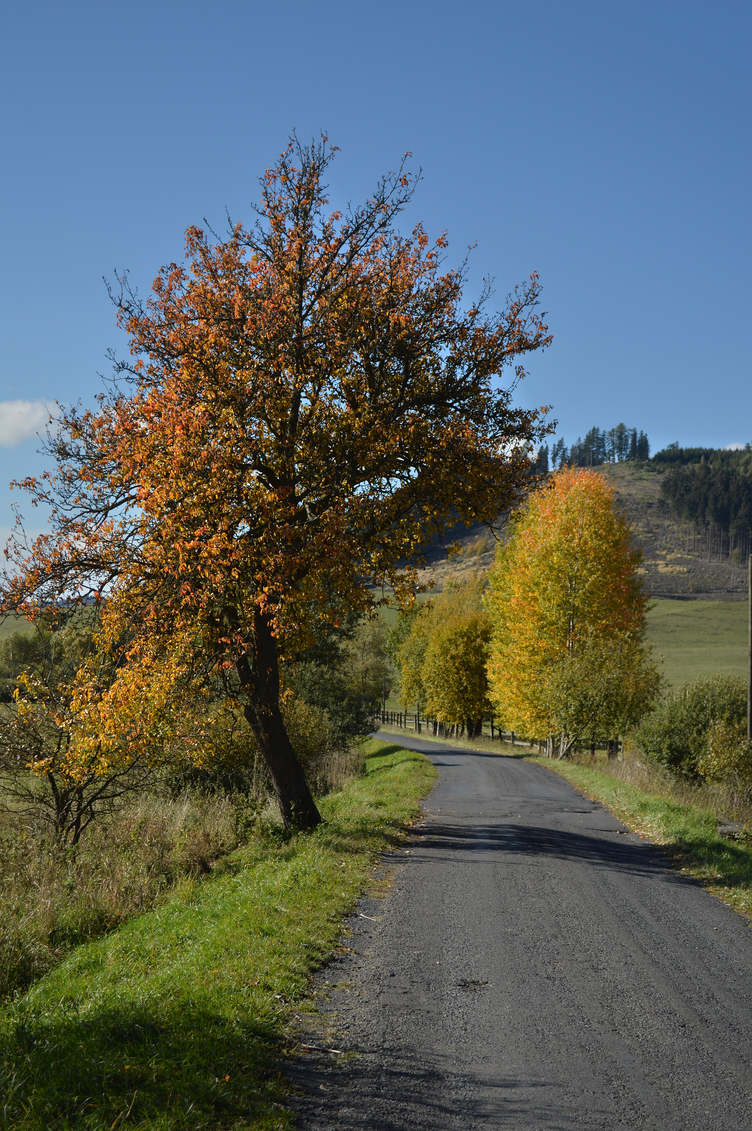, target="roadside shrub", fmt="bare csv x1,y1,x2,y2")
287,662,374,745
632,675,747,779
697,719,752,800
165,691,363,802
